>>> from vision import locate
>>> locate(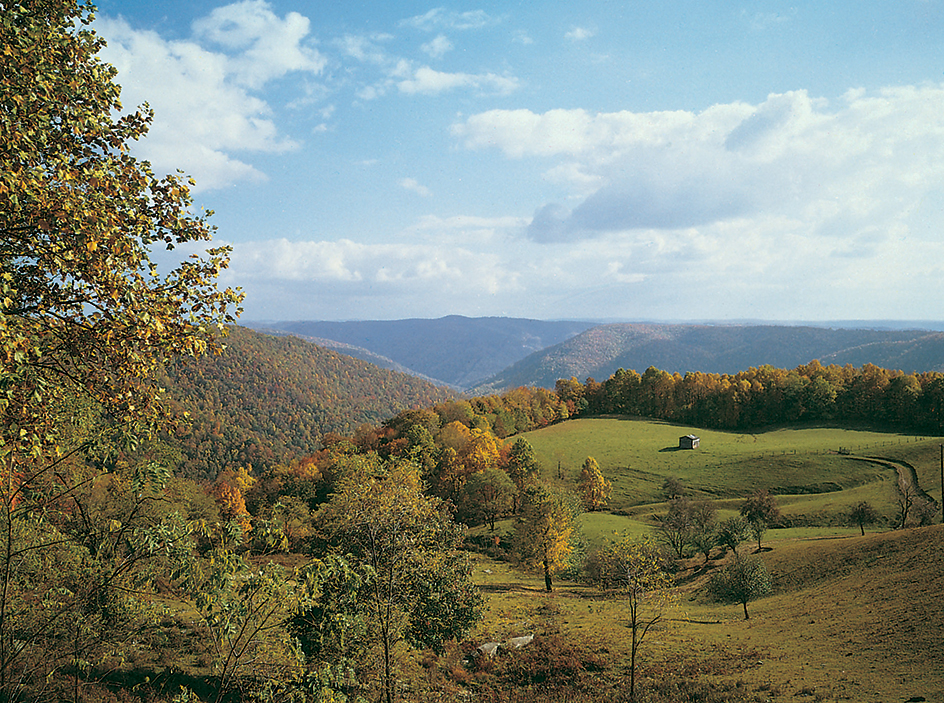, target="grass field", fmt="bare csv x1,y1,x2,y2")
459,525,944,703
523,418,941,525
448,418,944,702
